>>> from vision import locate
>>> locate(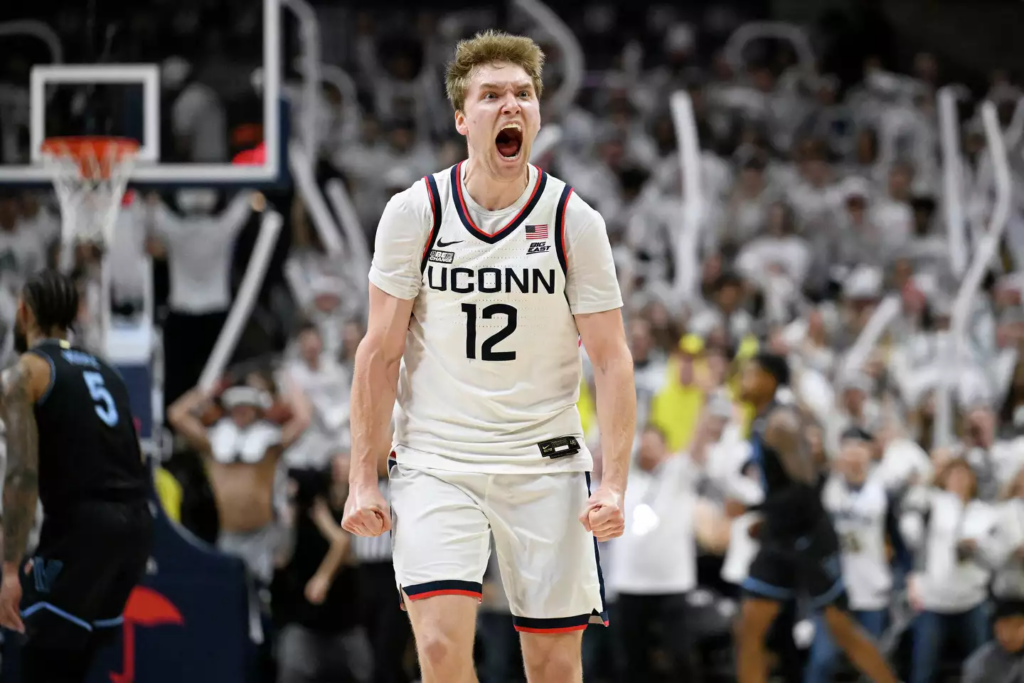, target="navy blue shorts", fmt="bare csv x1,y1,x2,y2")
742,517,847,611
17,499,152,681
